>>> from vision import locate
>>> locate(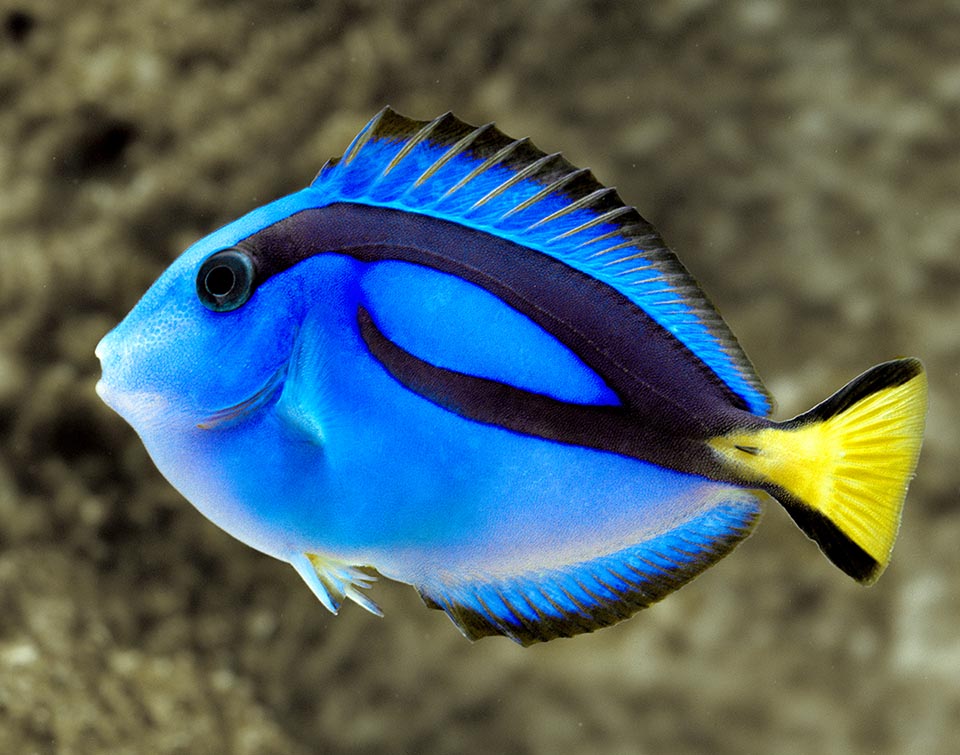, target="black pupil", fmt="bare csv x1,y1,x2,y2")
205,264,236,297
197,248,255,312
